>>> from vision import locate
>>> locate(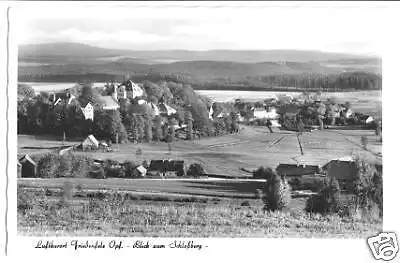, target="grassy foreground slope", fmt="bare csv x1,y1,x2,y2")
18,188,382,237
